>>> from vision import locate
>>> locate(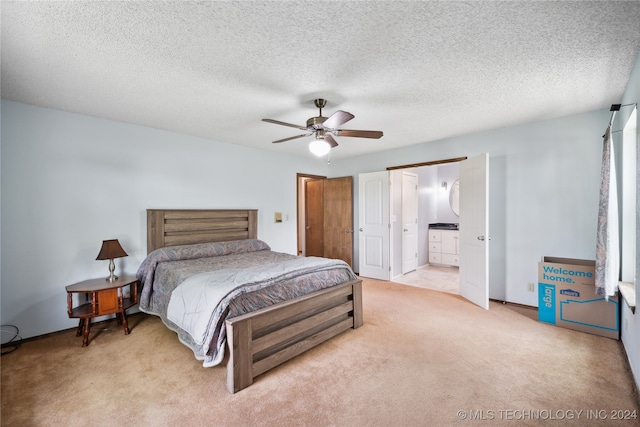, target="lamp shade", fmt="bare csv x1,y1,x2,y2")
96,239,128,260
309,139,331,157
